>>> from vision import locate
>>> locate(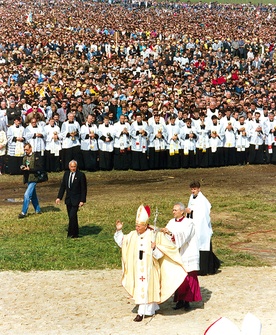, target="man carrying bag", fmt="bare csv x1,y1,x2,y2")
18,143,45,218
